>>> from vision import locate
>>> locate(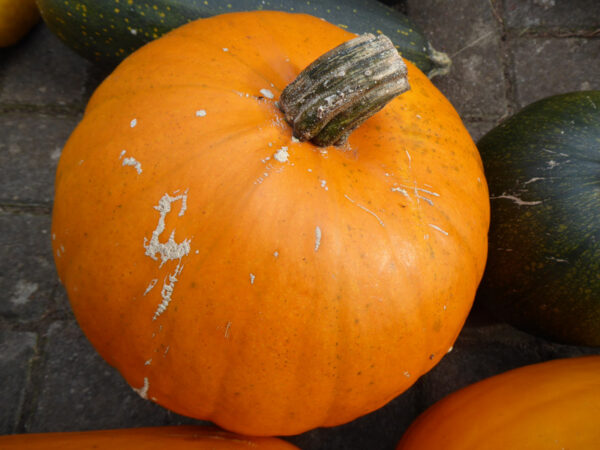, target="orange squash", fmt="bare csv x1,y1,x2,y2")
397,356,600,449
51,11,489,436
0,426,298,449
